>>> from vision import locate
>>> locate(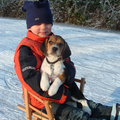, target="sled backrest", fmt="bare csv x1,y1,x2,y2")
17,78,86,120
